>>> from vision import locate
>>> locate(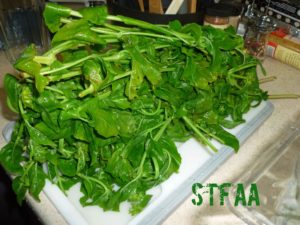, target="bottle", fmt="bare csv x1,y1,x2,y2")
266,28,300,69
